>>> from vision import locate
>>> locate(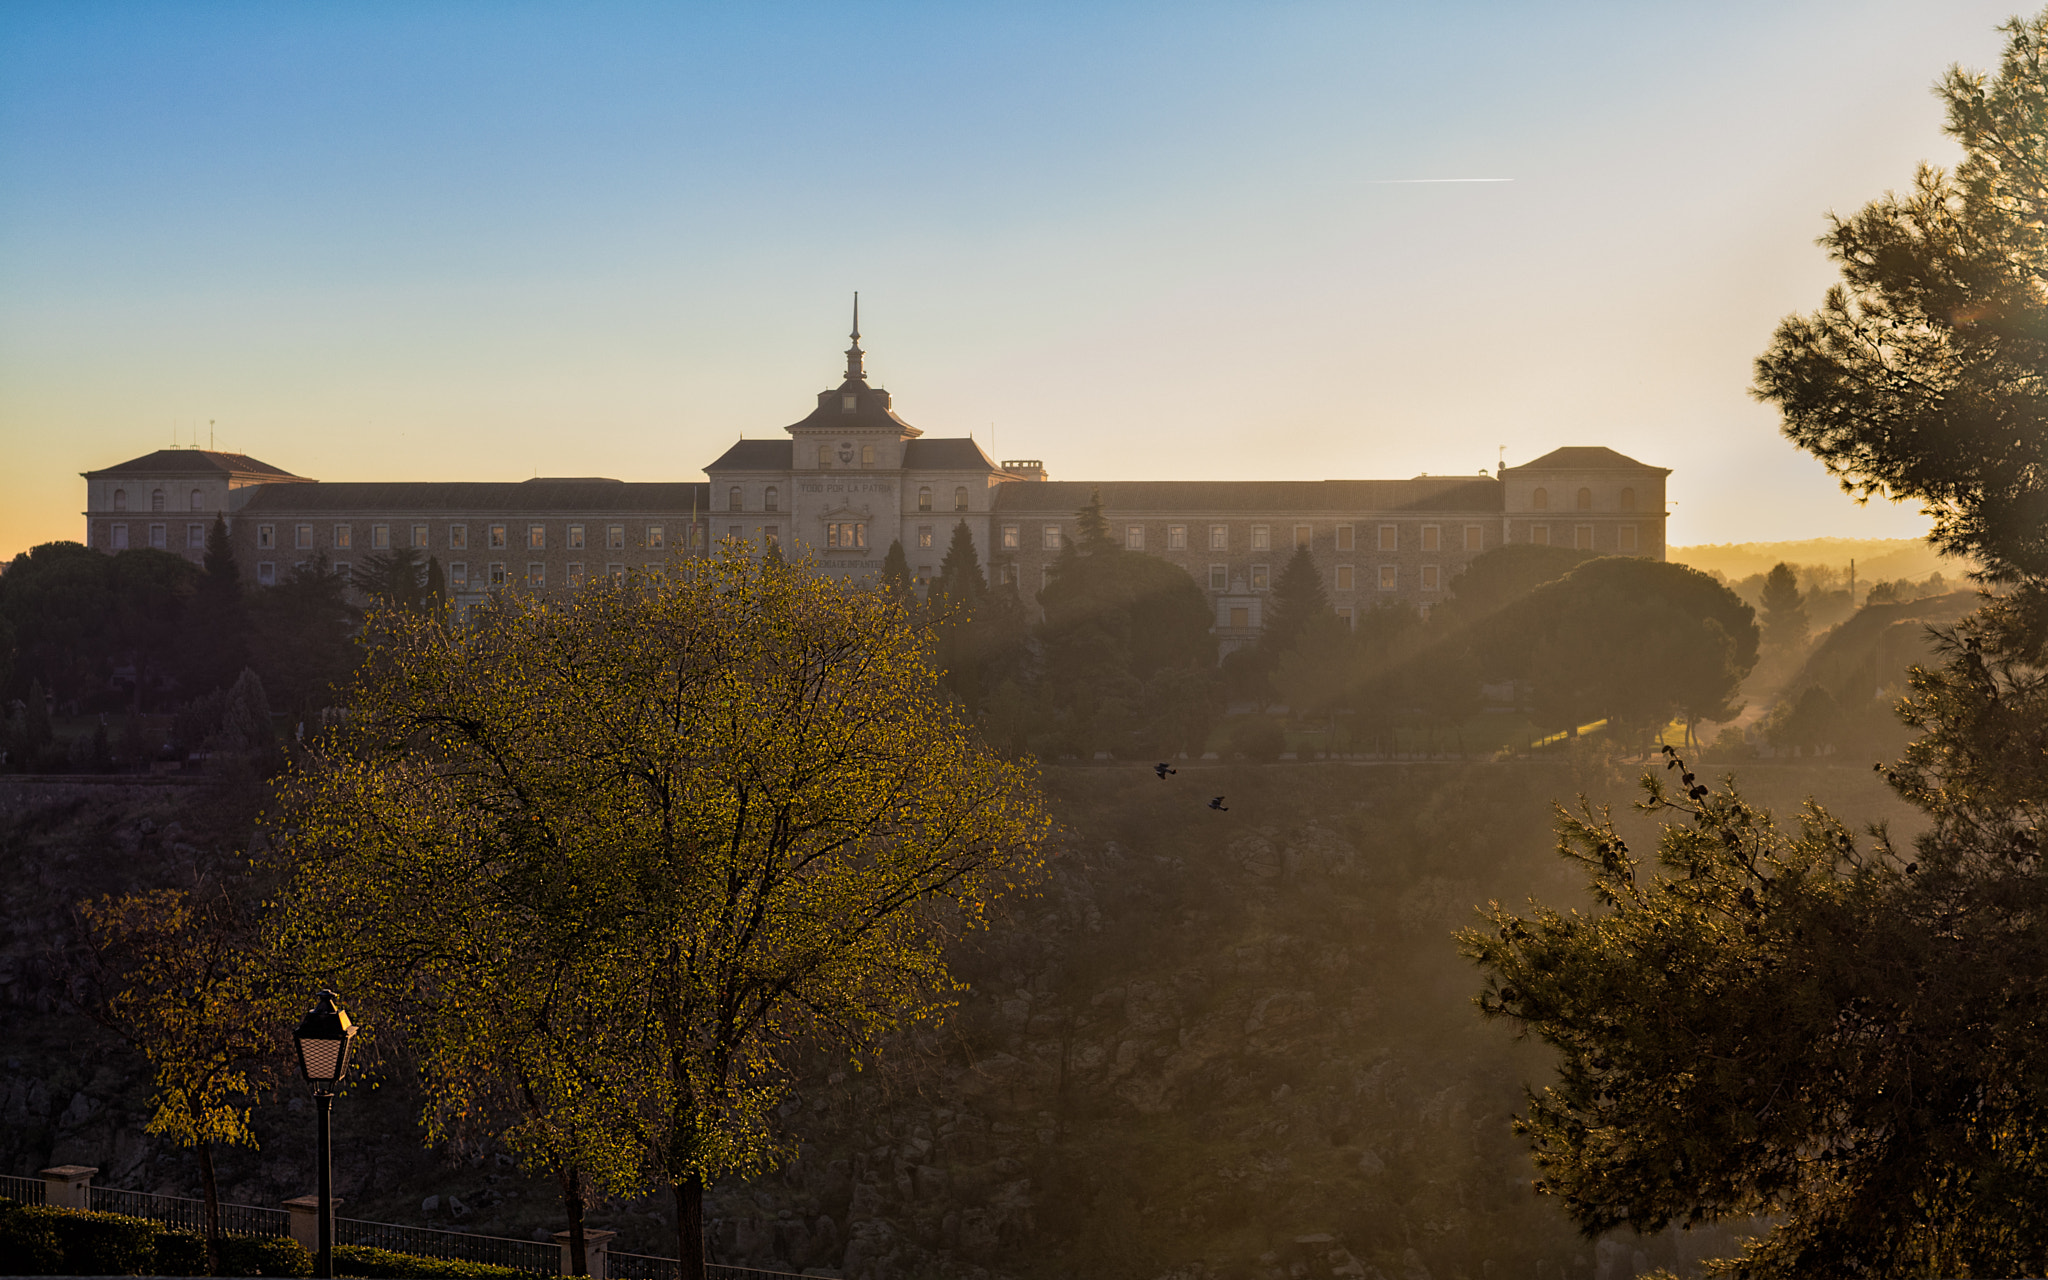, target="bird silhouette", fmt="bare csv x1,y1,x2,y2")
1154,762,1177,779
1208,796,1228,812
